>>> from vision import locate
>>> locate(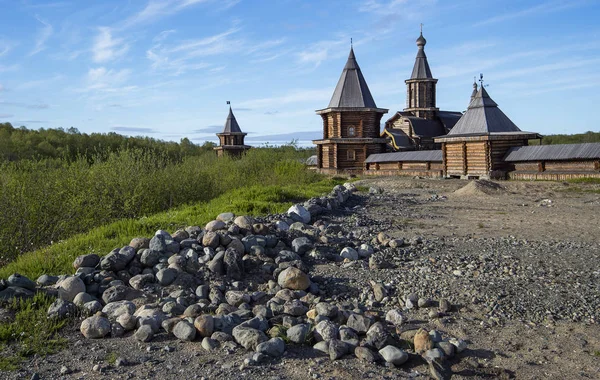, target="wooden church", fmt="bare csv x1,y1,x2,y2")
214,104,251,158
312,47,389,174
316,31,600,180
